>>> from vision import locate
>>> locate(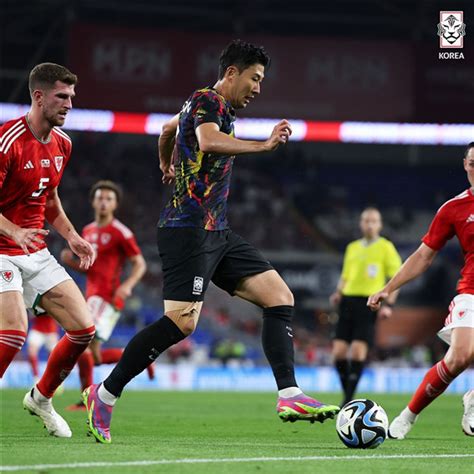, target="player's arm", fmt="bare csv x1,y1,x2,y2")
195,119,292,156
114,254,147,301
159,114,179,185
368,243,437,310
45,187,96,269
